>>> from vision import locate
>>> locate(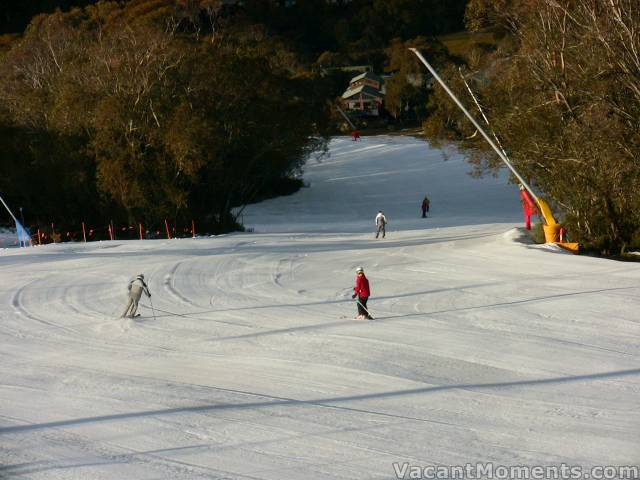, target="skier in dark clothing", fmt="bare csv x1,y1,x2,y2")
421,195,430,218
352,266,372,319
